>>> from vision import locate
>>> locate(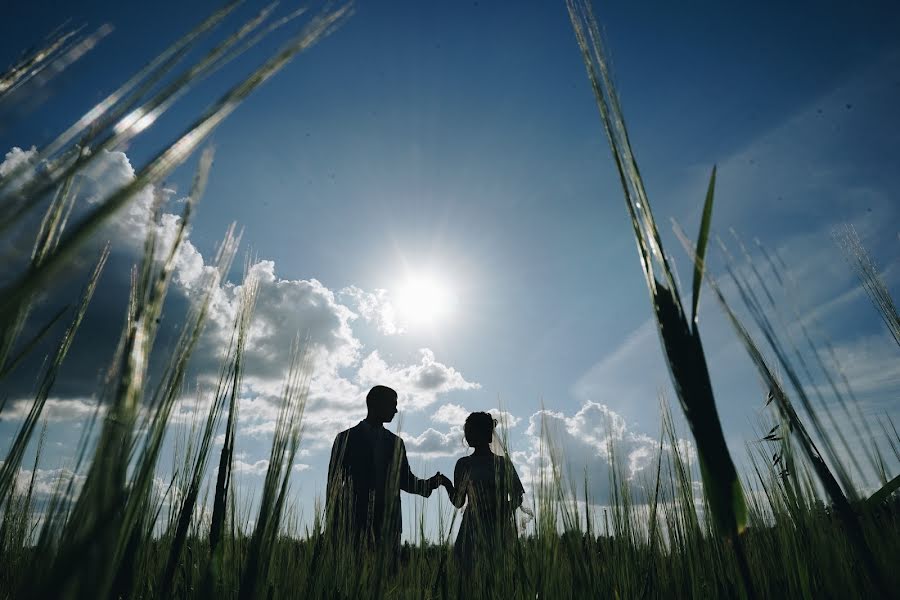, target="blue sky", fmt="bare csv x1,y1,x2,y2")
1,1,898,536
